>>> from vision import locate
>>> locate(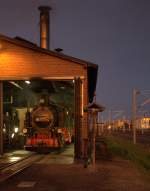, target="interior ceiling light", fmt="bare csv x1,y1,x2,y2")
25,80,31,84
9,81,23,90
